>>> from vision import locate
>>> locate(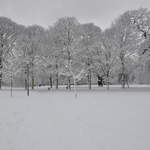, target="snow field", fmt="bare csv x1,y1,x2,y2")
0,89,150,150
